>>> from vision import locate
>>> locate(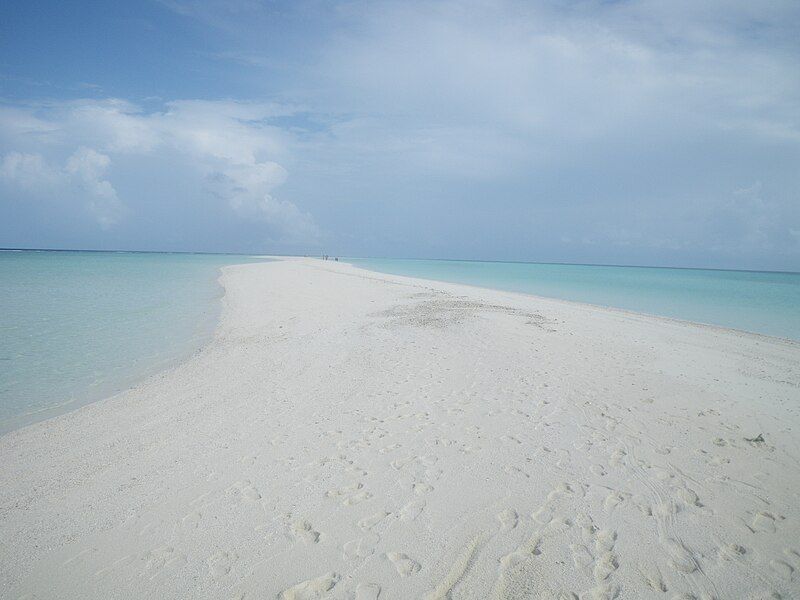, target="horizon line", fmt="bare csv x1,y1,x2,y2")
1,246,798,276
